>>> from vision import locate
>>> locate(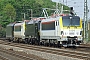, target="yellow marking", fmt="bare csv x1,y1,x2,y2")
63,27,81,29
80,19,82,28
23,21,26,30
59,17,63,28
59,17,83,29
